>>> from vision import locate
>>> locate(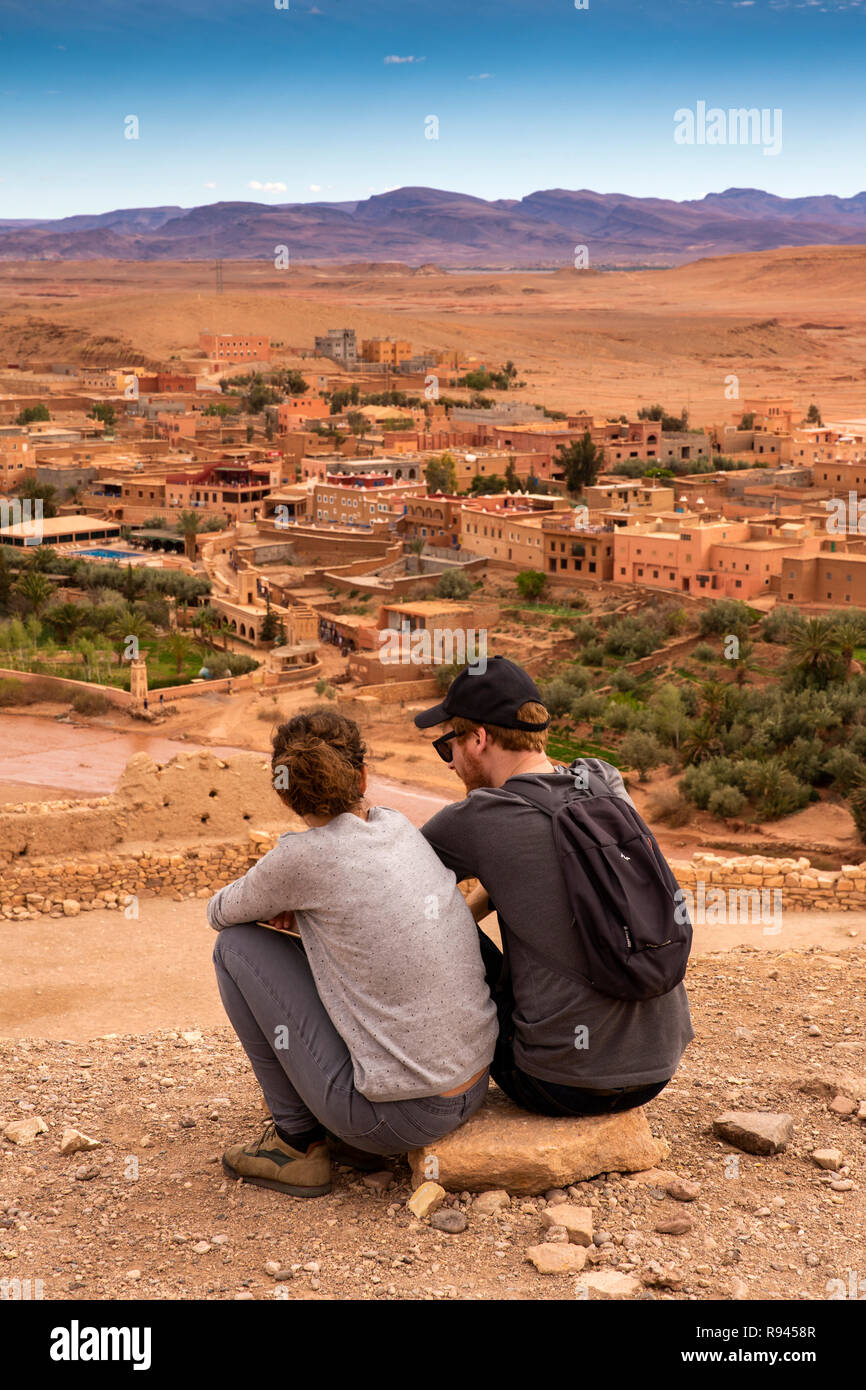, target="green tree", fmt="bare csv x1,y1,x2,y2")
0,548,11,615
516,569,547,602
469,473,506,495
621,730,664,781
14,568,55,616
406,538,426,574
165,630,197,676
805,403,823,426
424,452,458,494
505,455,520,491
435,569,472,600
108,607,155,665
15,403,50,425
13,478,58,518
46,602,84,645
789,618,845,690
553,431,602,495
89,401,116,430
176,511,202,561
